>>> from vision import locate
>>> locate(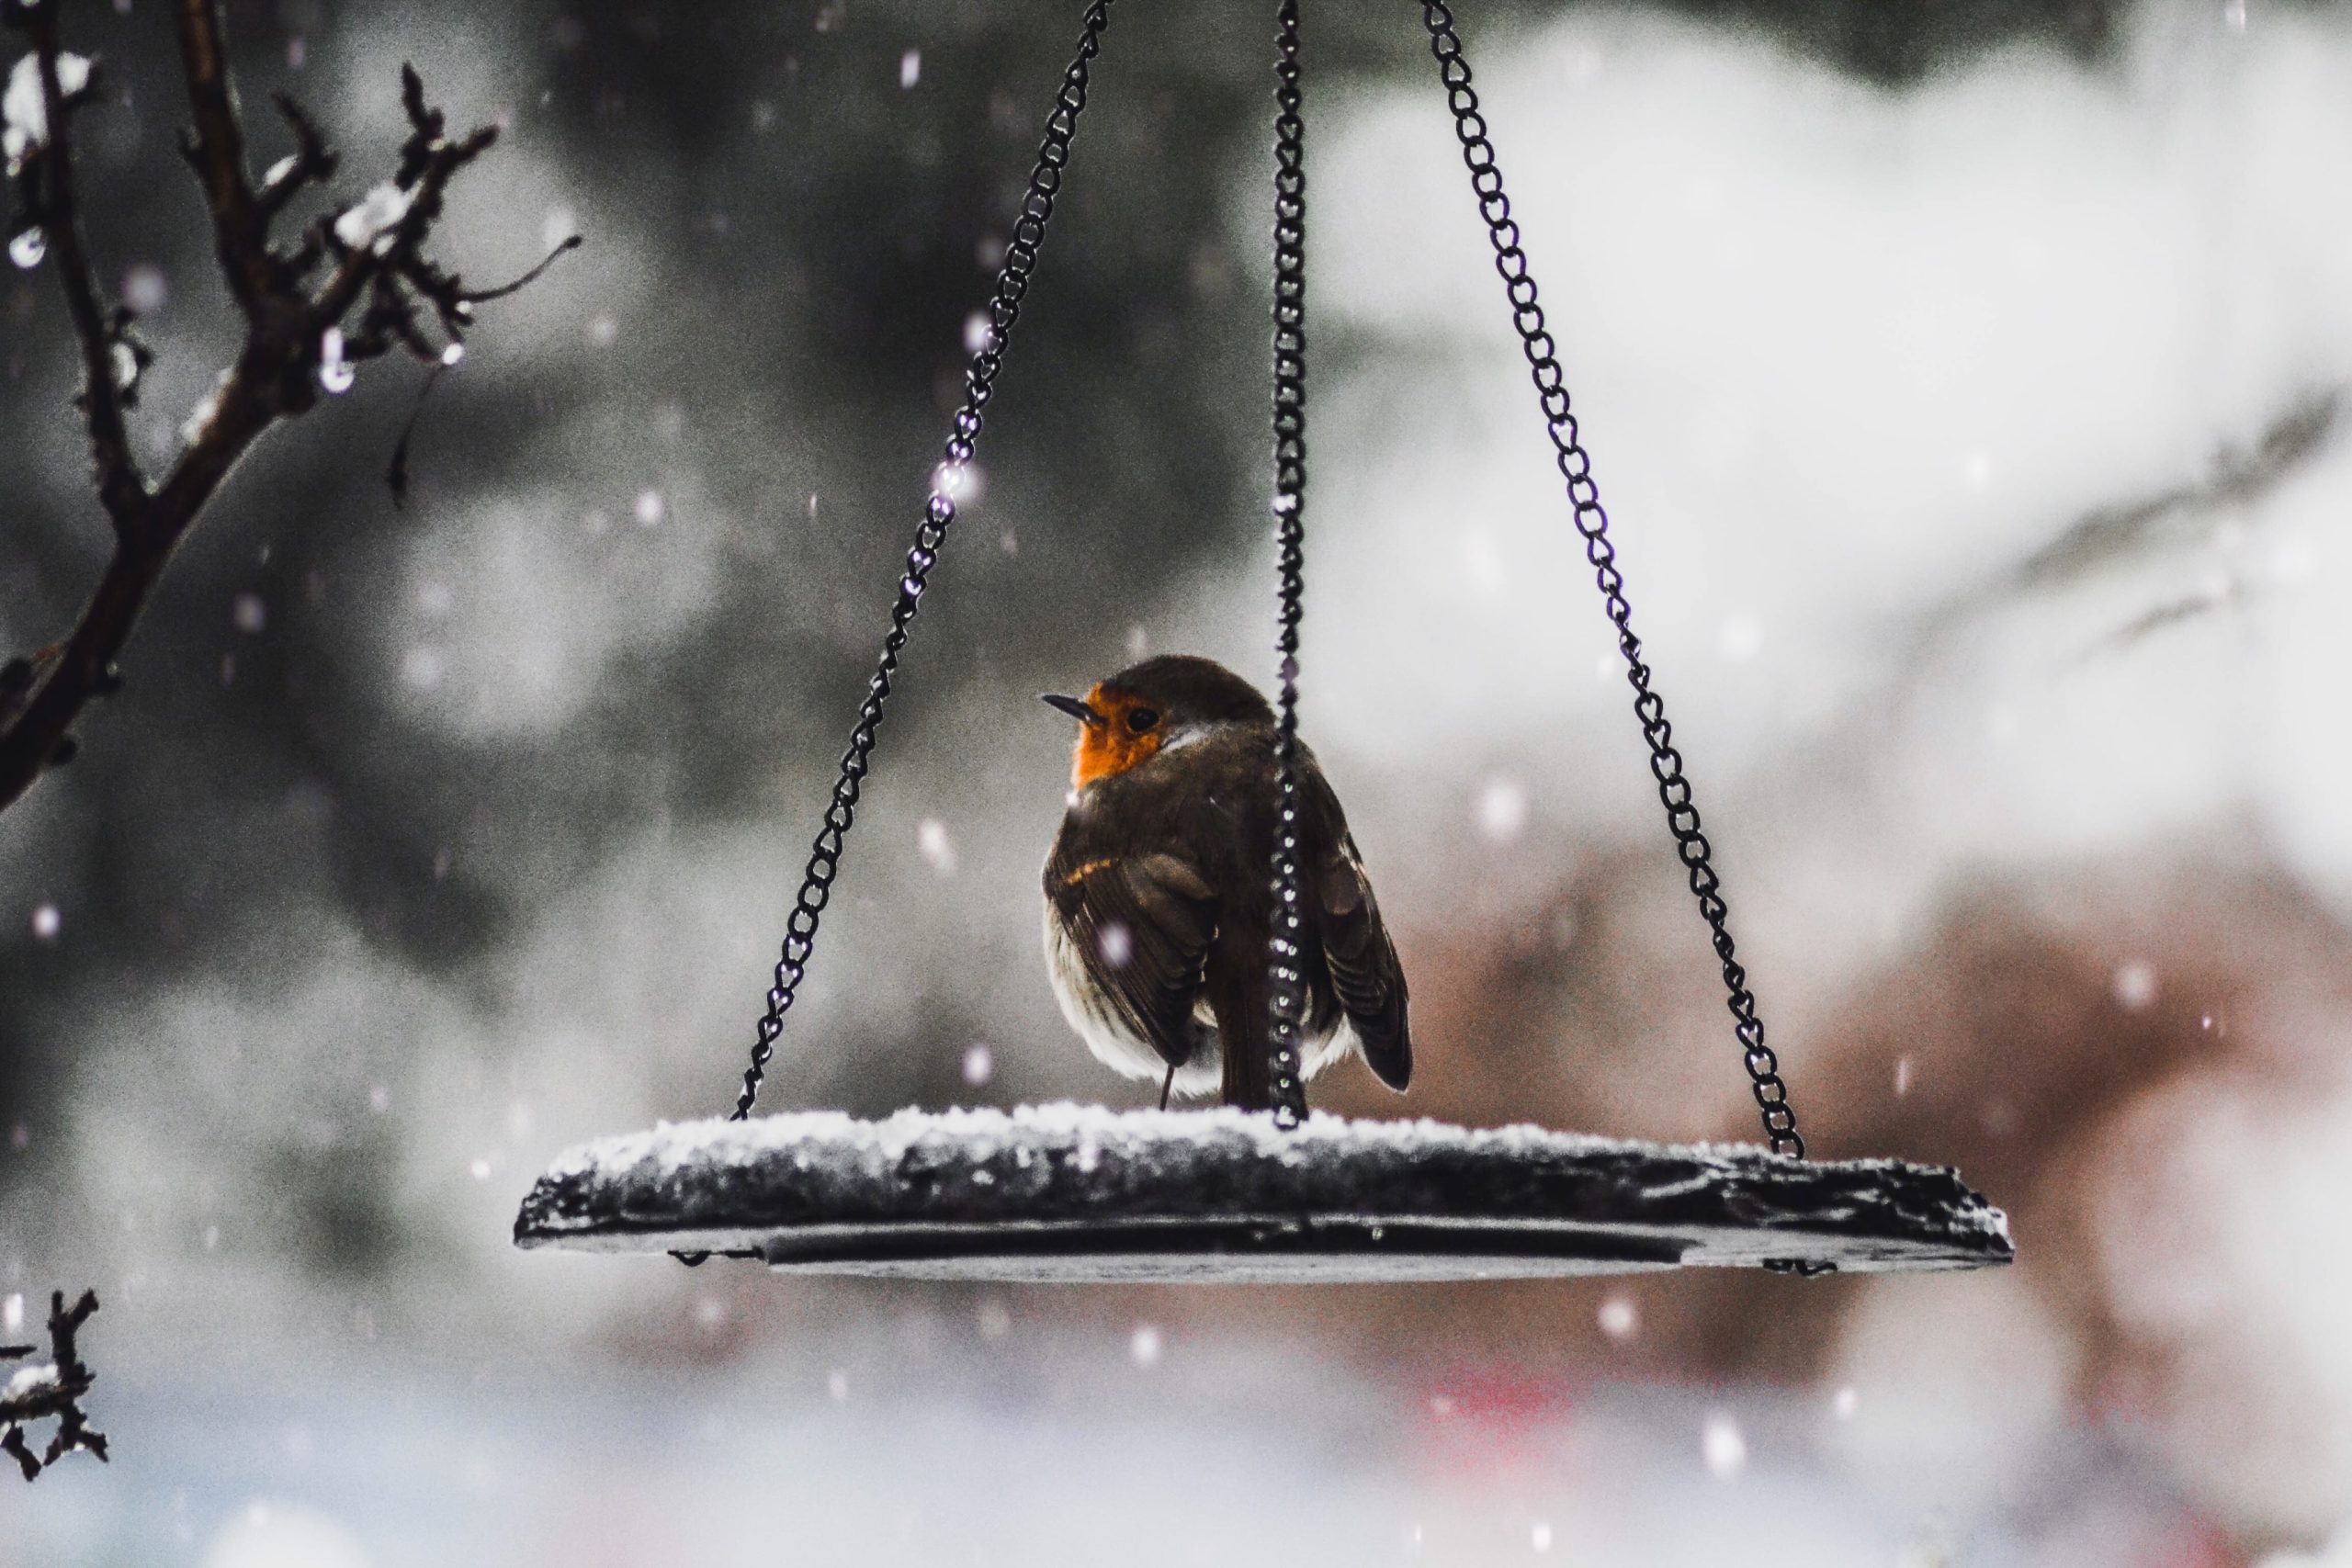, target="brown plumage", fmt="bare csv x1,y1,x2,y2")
1041,655,1411,1110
